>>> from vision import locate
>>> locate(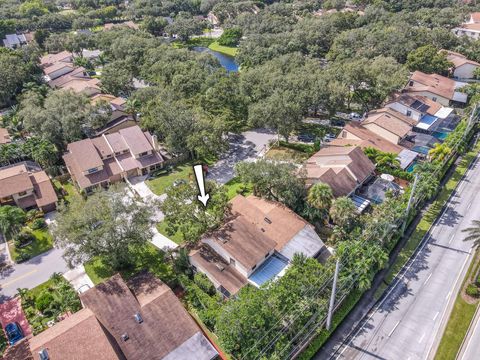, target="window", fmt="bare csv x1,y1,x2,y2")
432,97,437,101
406,110,412,117
265,253,269,258
138,151,148,157
18,191,27,196
409,81,414,86
230,258,236,266
87,167,98,174
342,131,347,138
252,264,257,270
